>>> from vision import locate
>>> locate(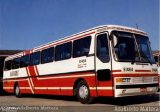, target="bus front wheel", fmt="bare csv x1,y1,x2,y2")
76,80,93,104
